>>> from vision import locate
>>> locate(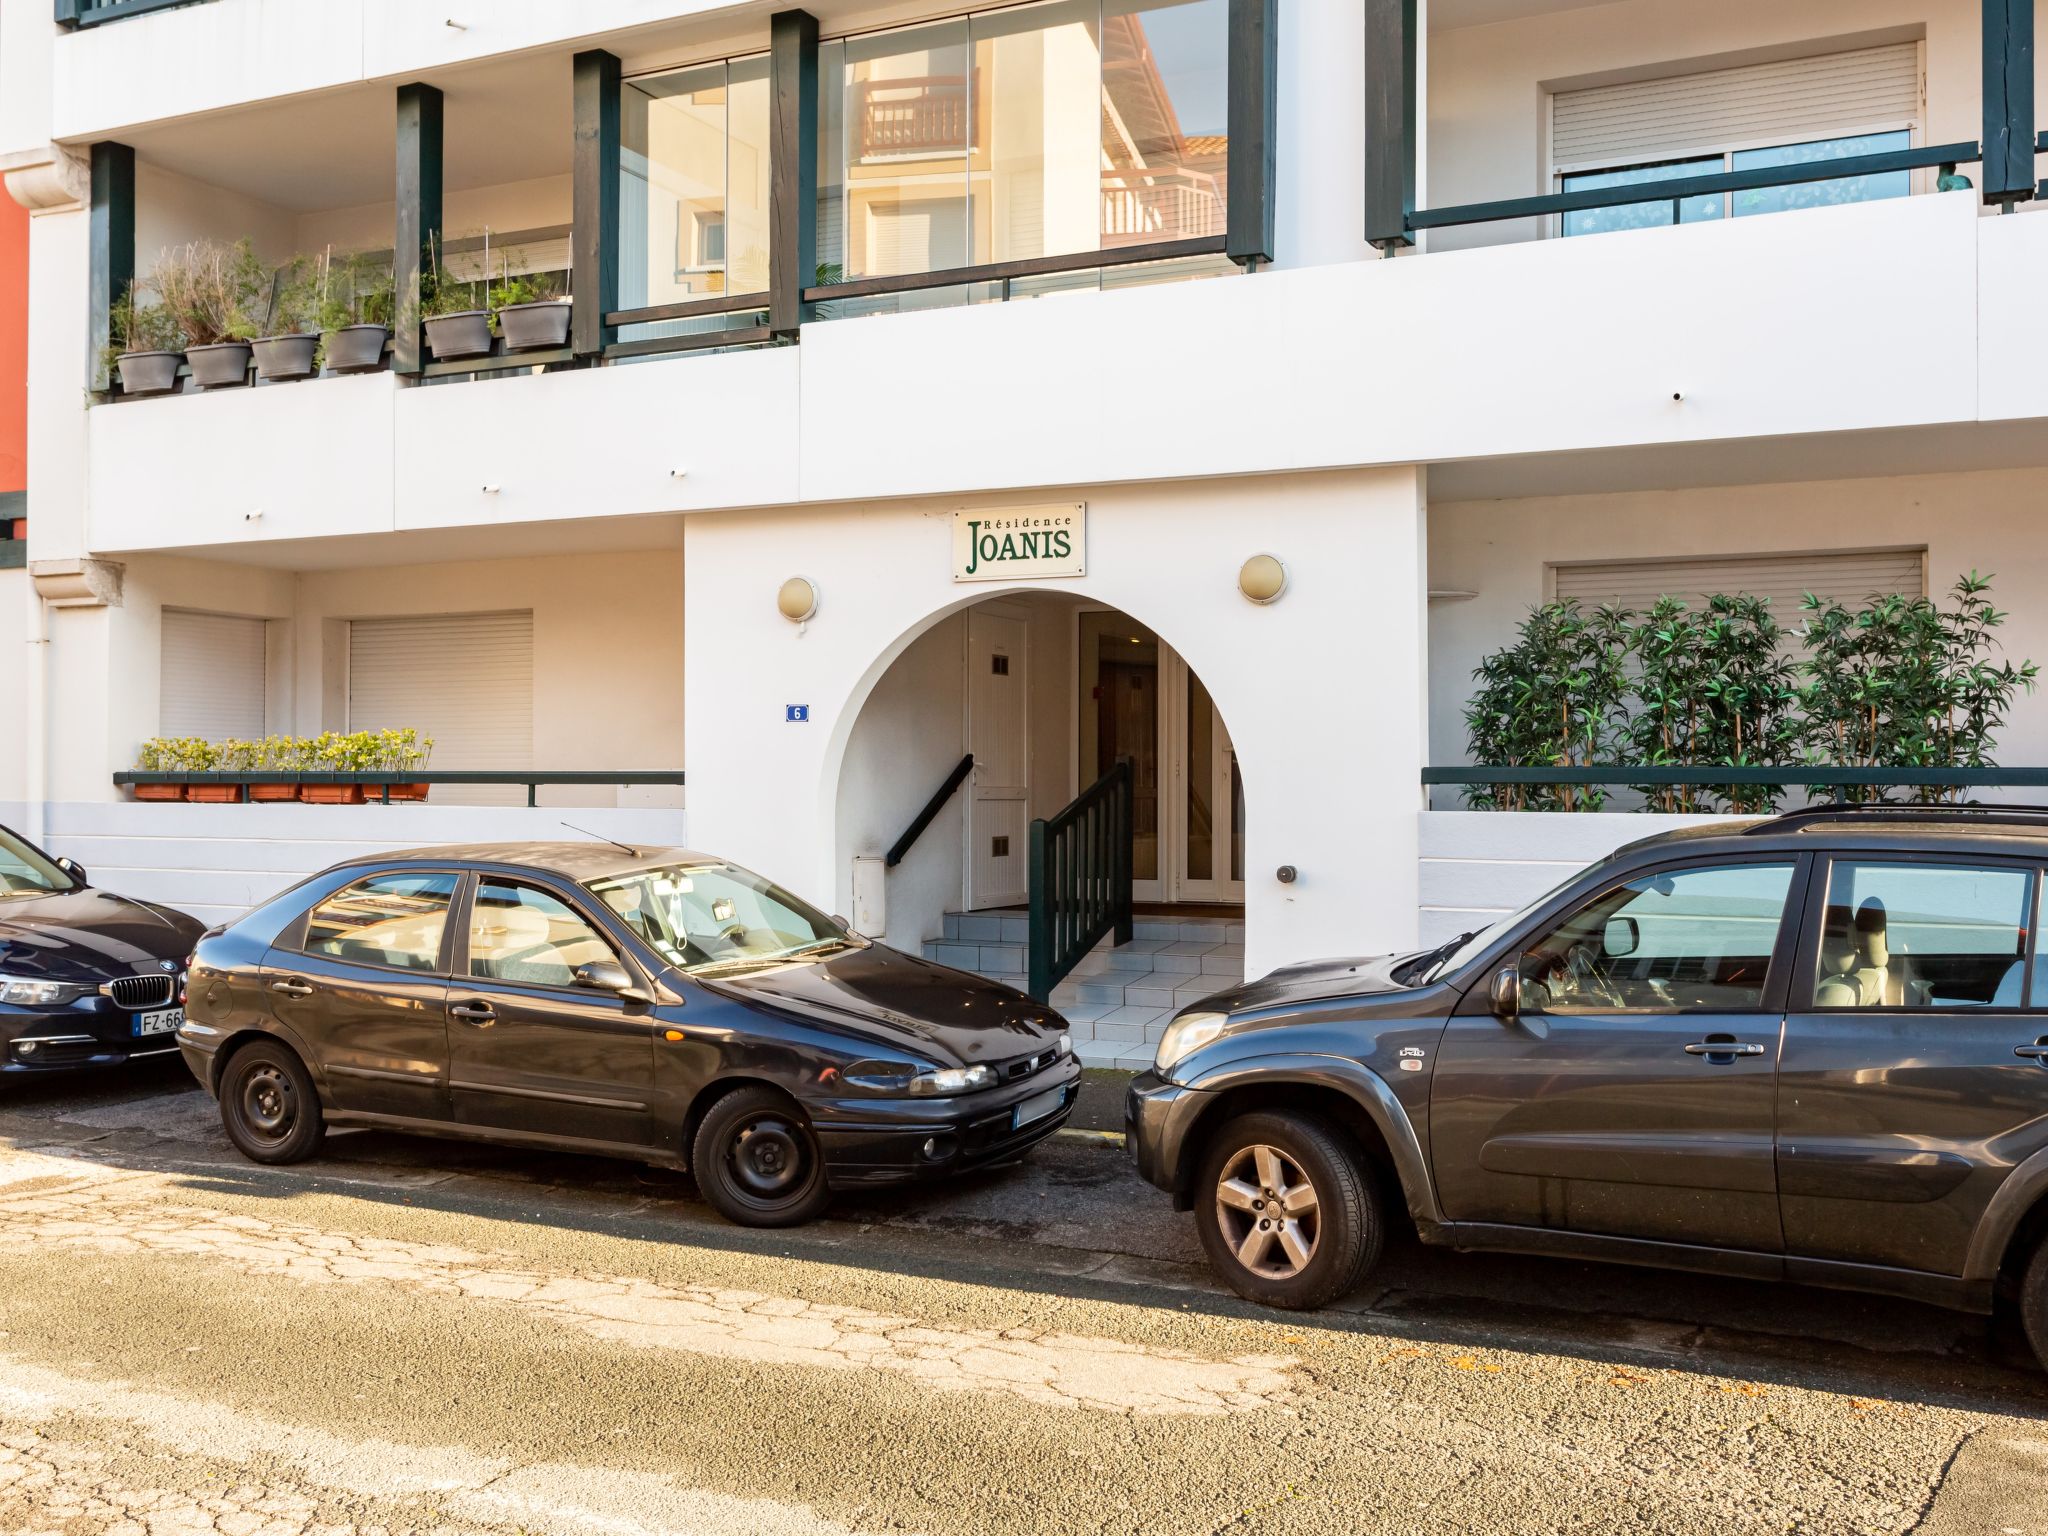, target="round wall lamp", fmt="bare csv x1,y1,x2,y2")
777,576,819,626
1238,553,1287,605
